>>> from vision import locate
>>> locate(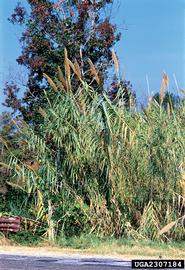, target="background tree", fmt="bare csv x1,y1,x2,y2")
152,92,184,111
107,76,135,108
4,0,122,123
0,111,38,212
